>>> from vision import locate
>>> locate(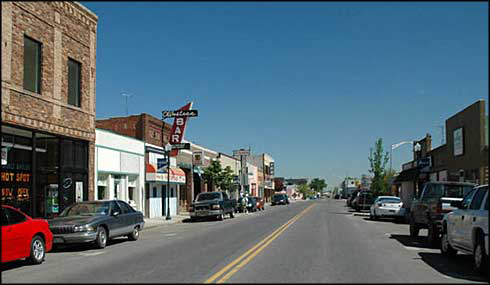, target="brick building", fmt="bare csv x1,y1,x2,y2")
1,2,97,218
